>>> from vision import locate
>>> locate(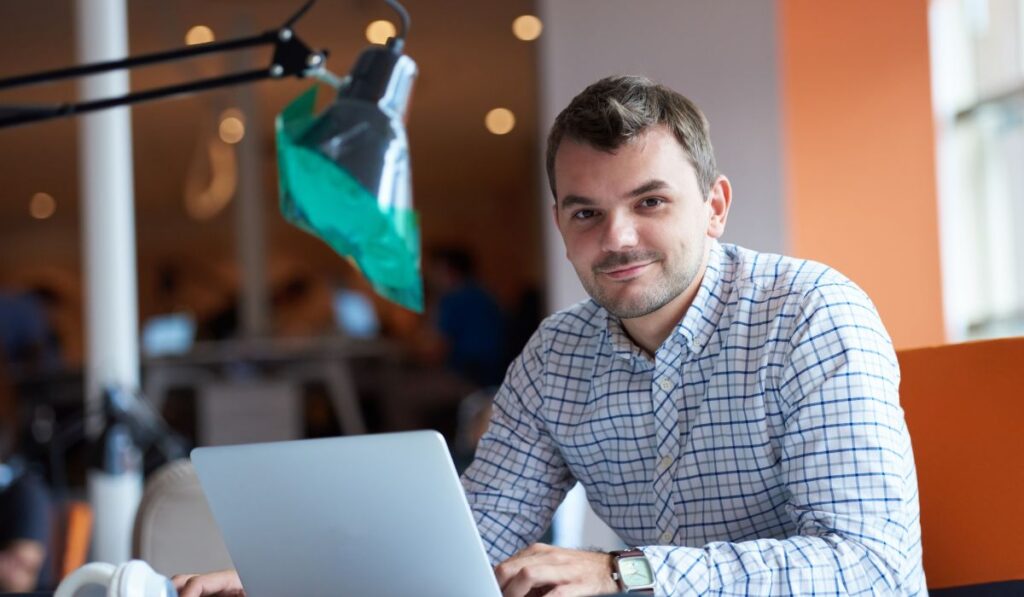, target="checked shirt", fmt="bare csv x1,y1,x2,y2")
462,241,926,595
